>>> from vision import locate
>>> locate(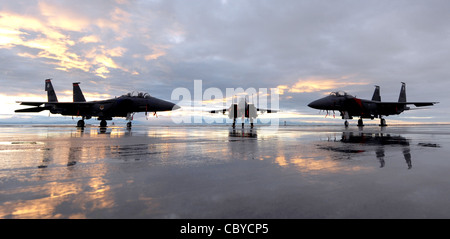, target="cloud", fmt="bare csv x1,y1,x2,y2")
0,11,93,73
0,0,179,79
0,10,91,74
277,76,367,95
1,0,450,124
79,35,100,44
38,1,91,31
